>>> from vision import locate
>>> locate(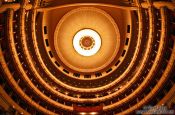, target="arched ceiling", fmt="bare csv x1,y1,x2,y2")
0,0,175,115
